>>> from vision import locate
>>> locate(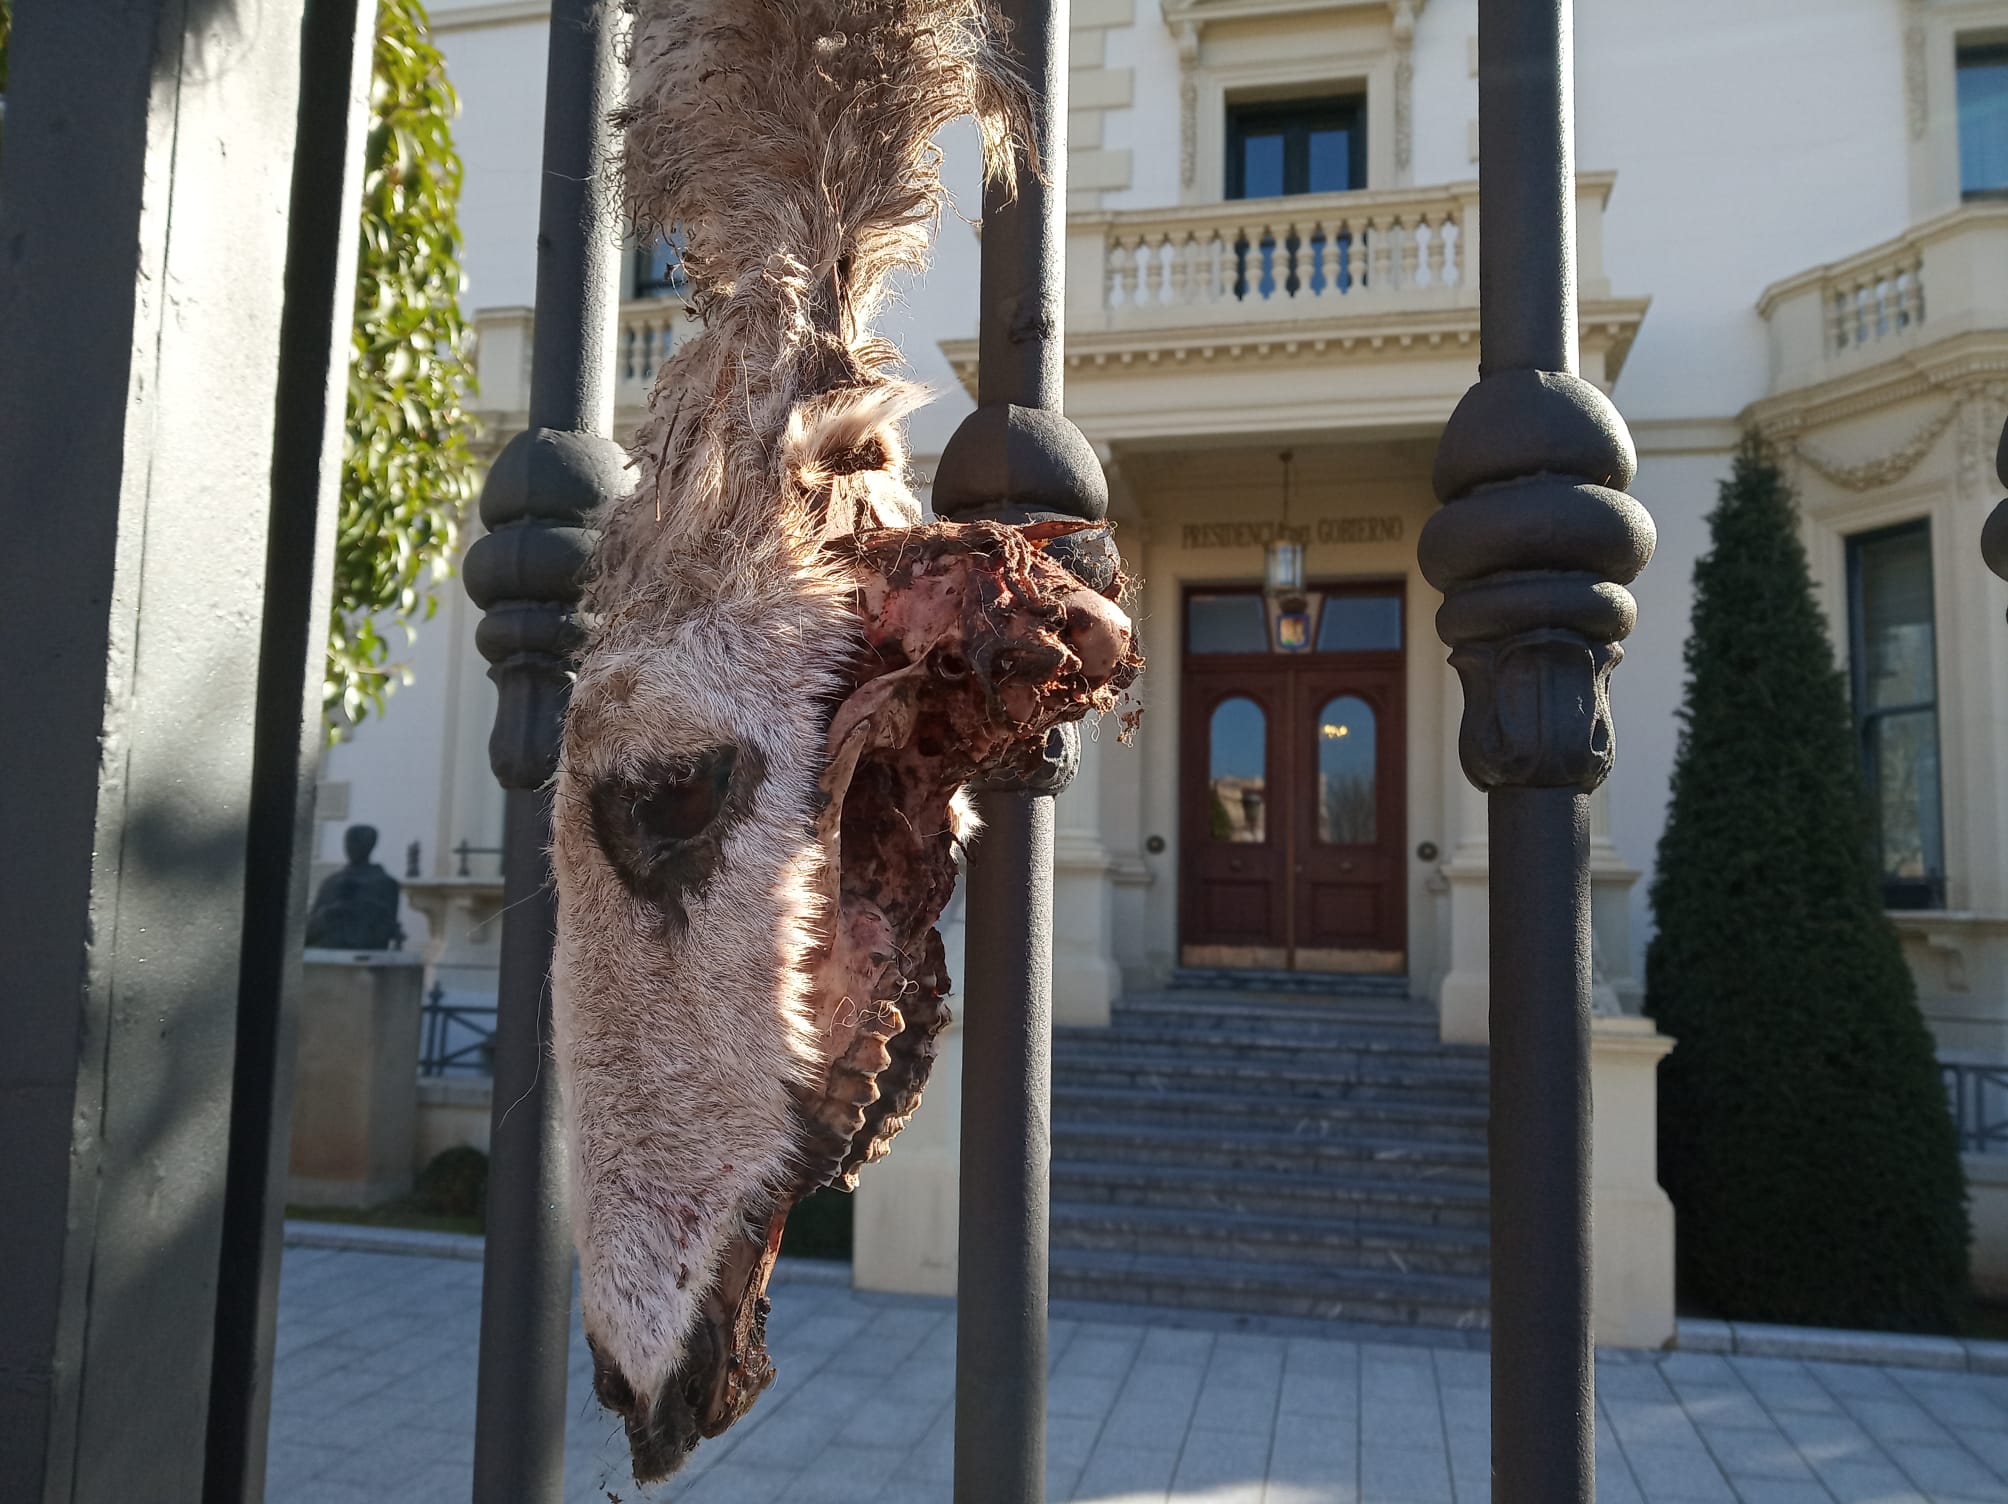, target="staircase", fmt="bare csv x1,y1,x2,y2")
1048,979,1492,1330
